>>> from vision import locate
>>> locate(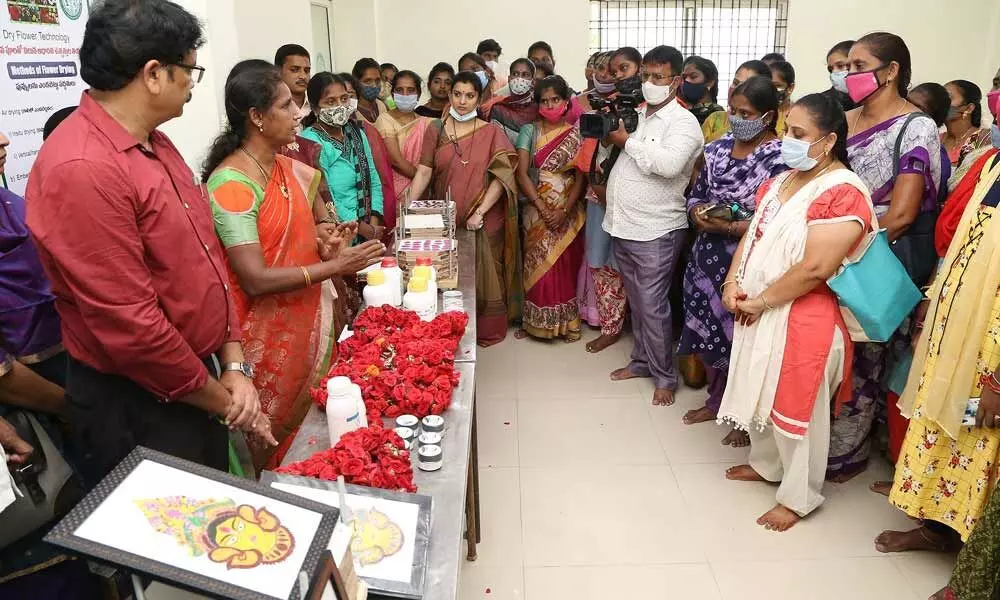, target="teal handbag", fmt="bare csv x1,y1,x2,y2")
827,228,922,343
